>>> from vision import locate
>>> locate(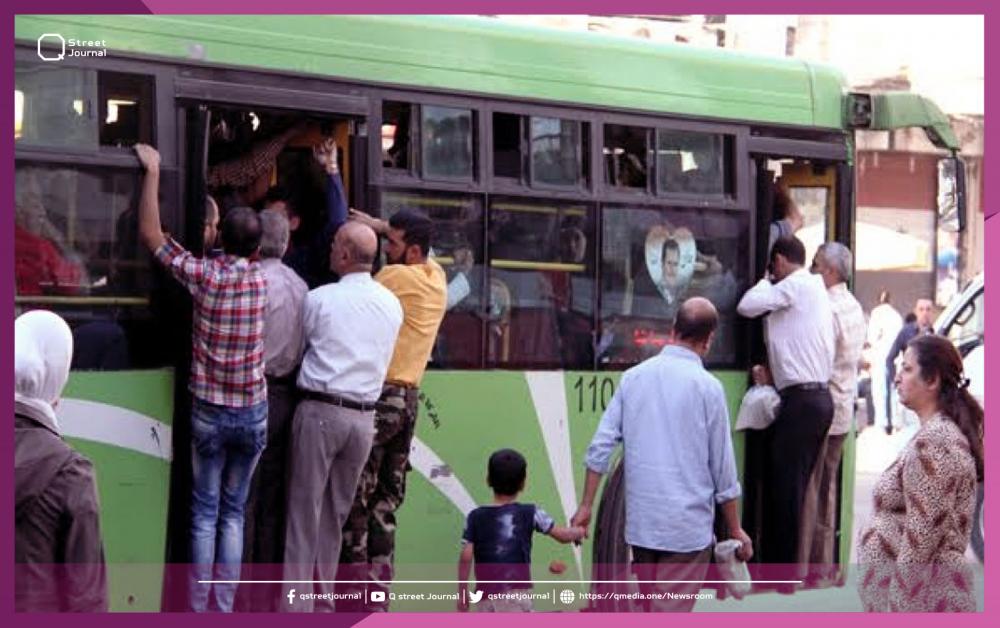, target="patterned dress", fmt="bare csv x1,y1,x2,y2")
857,415,978,612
